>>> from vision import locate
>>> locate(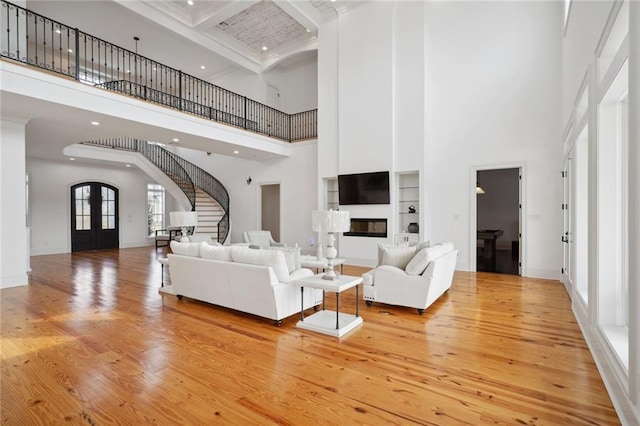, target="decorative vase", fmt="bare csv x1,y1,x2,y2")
408,222,419,233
